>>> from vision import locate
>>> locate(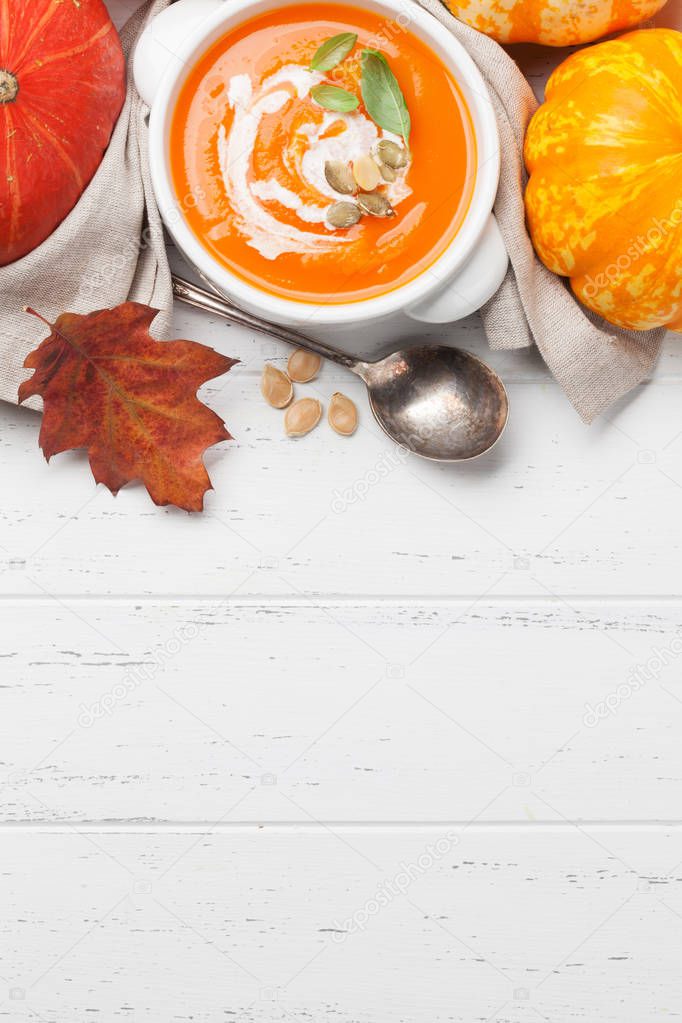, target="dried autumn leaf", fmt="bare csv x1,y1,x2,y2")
18,303,237,512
